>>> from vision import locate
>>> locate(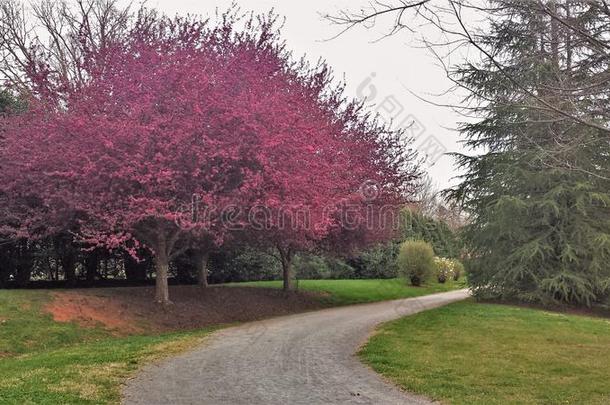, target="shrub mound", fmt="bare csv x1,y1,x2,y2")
397,240,435,286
